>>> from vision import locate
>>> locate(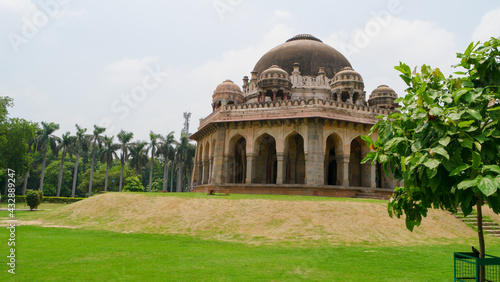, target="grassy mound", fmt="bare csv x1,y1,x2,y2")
25,192,477,246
